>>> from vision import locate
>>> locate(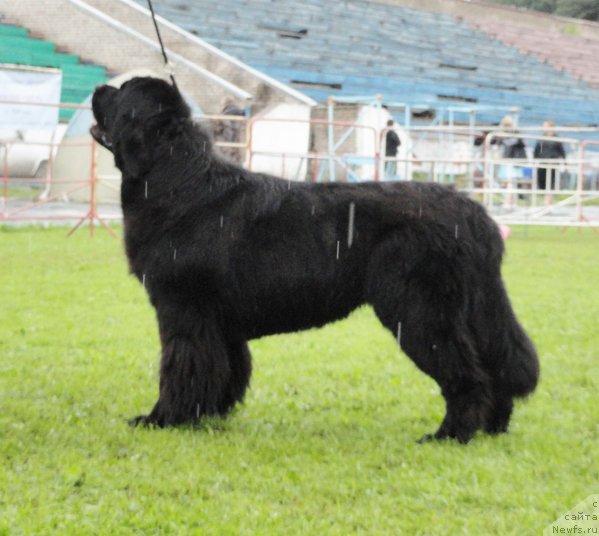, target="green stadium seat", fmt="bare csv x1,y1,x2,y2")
0,22,108,121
